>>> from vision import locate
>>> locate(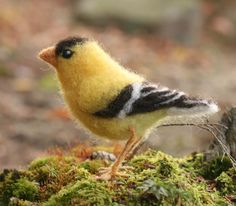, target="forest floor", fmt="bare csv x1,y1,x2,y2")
0,0,236,169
